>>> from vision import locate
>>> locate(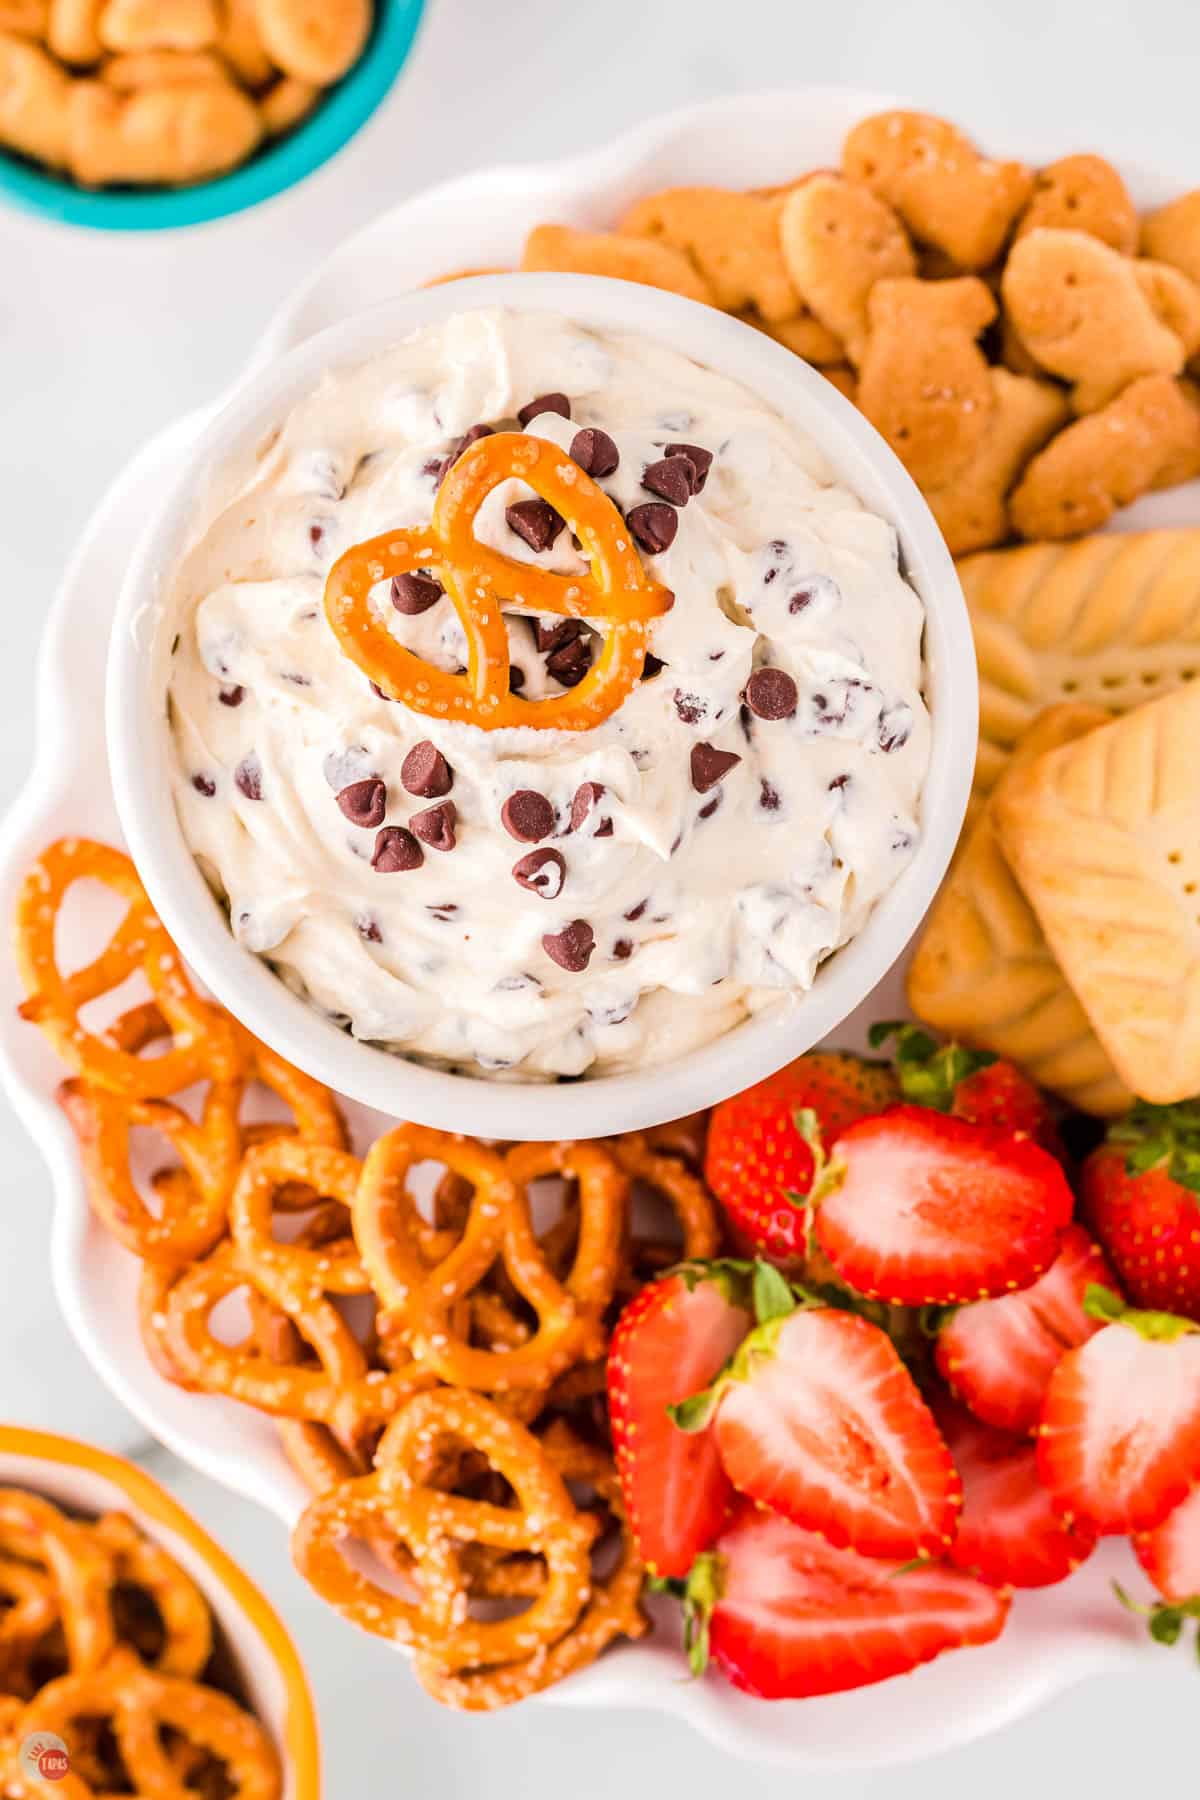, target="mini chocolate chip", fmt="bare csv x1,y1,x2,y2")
546,634,592,687
401,741,452,798
501,789,555,842
337,778,386,828
570,781,611,835
411,800,457,852
760,778,781,812
509,665,526,692
357,916,382,943
698,793,722,820
192,773,216,797
513,847,566,898
641,457,692,508
690,742,741,793
570,427,619,477
612,938,634,960
427,903,457,919
506,499,566,553
789,586,814,613
745,667,798,721
437,422,493,483
878,702,913,753
673,689,705,725
309,523,326,549
536,618,584,653
369,681,394,702
542,919,594,972
829,773,851,792
624,900,648,922
218,685,244,707
392,572,444,615
518,392,571,427
665,441,713,492
234,756,263,801
642,652,666,681
372,826,423,872
627,503,678,555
